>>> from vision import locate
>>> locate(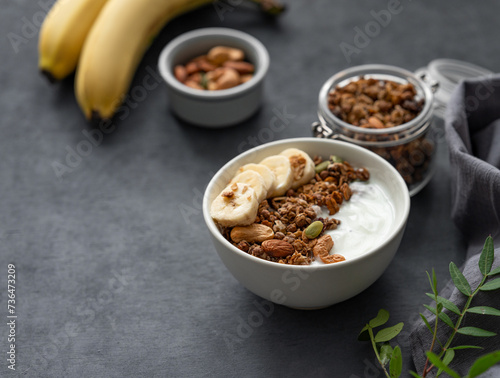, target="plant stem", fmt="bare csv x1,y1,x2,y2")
368,326,391,378
422,274,489,376
422,294,441,377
